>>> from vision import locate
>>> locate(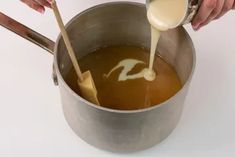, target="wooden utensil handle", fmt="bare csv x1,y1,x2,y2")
51,0,83,82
